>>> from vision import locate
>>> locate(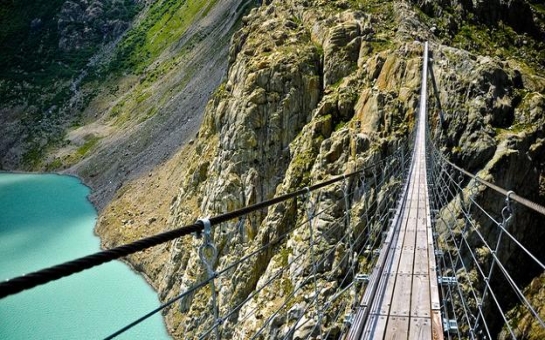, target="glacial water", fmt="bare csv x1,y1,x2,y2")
0,173,170,339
